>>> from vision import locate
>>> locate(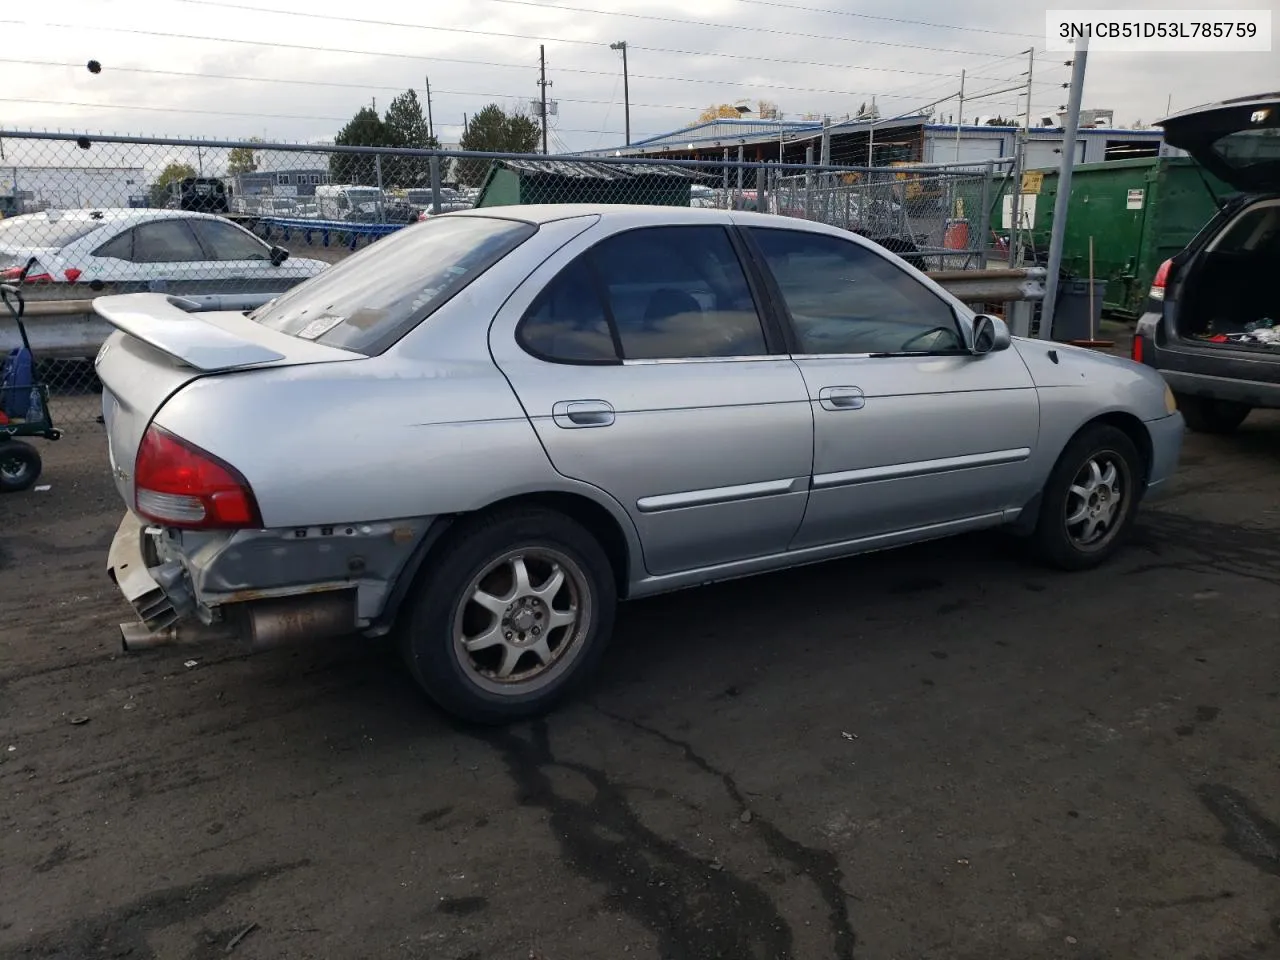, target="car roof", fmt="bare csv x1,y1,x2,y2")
447,203,818,229
6,208,233,225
